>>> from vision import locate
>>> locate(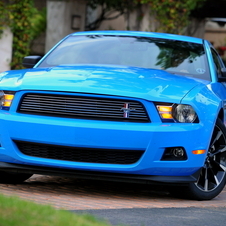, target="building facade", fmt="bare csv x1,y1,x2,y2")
1,0,226,72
